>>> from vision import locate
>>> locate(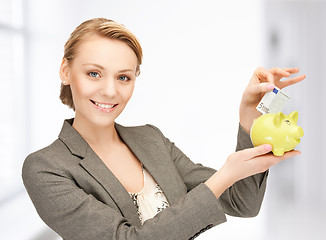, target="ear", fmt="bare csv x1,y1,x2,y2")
273,112,285,127
59,58,70,85
289,111,299,123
